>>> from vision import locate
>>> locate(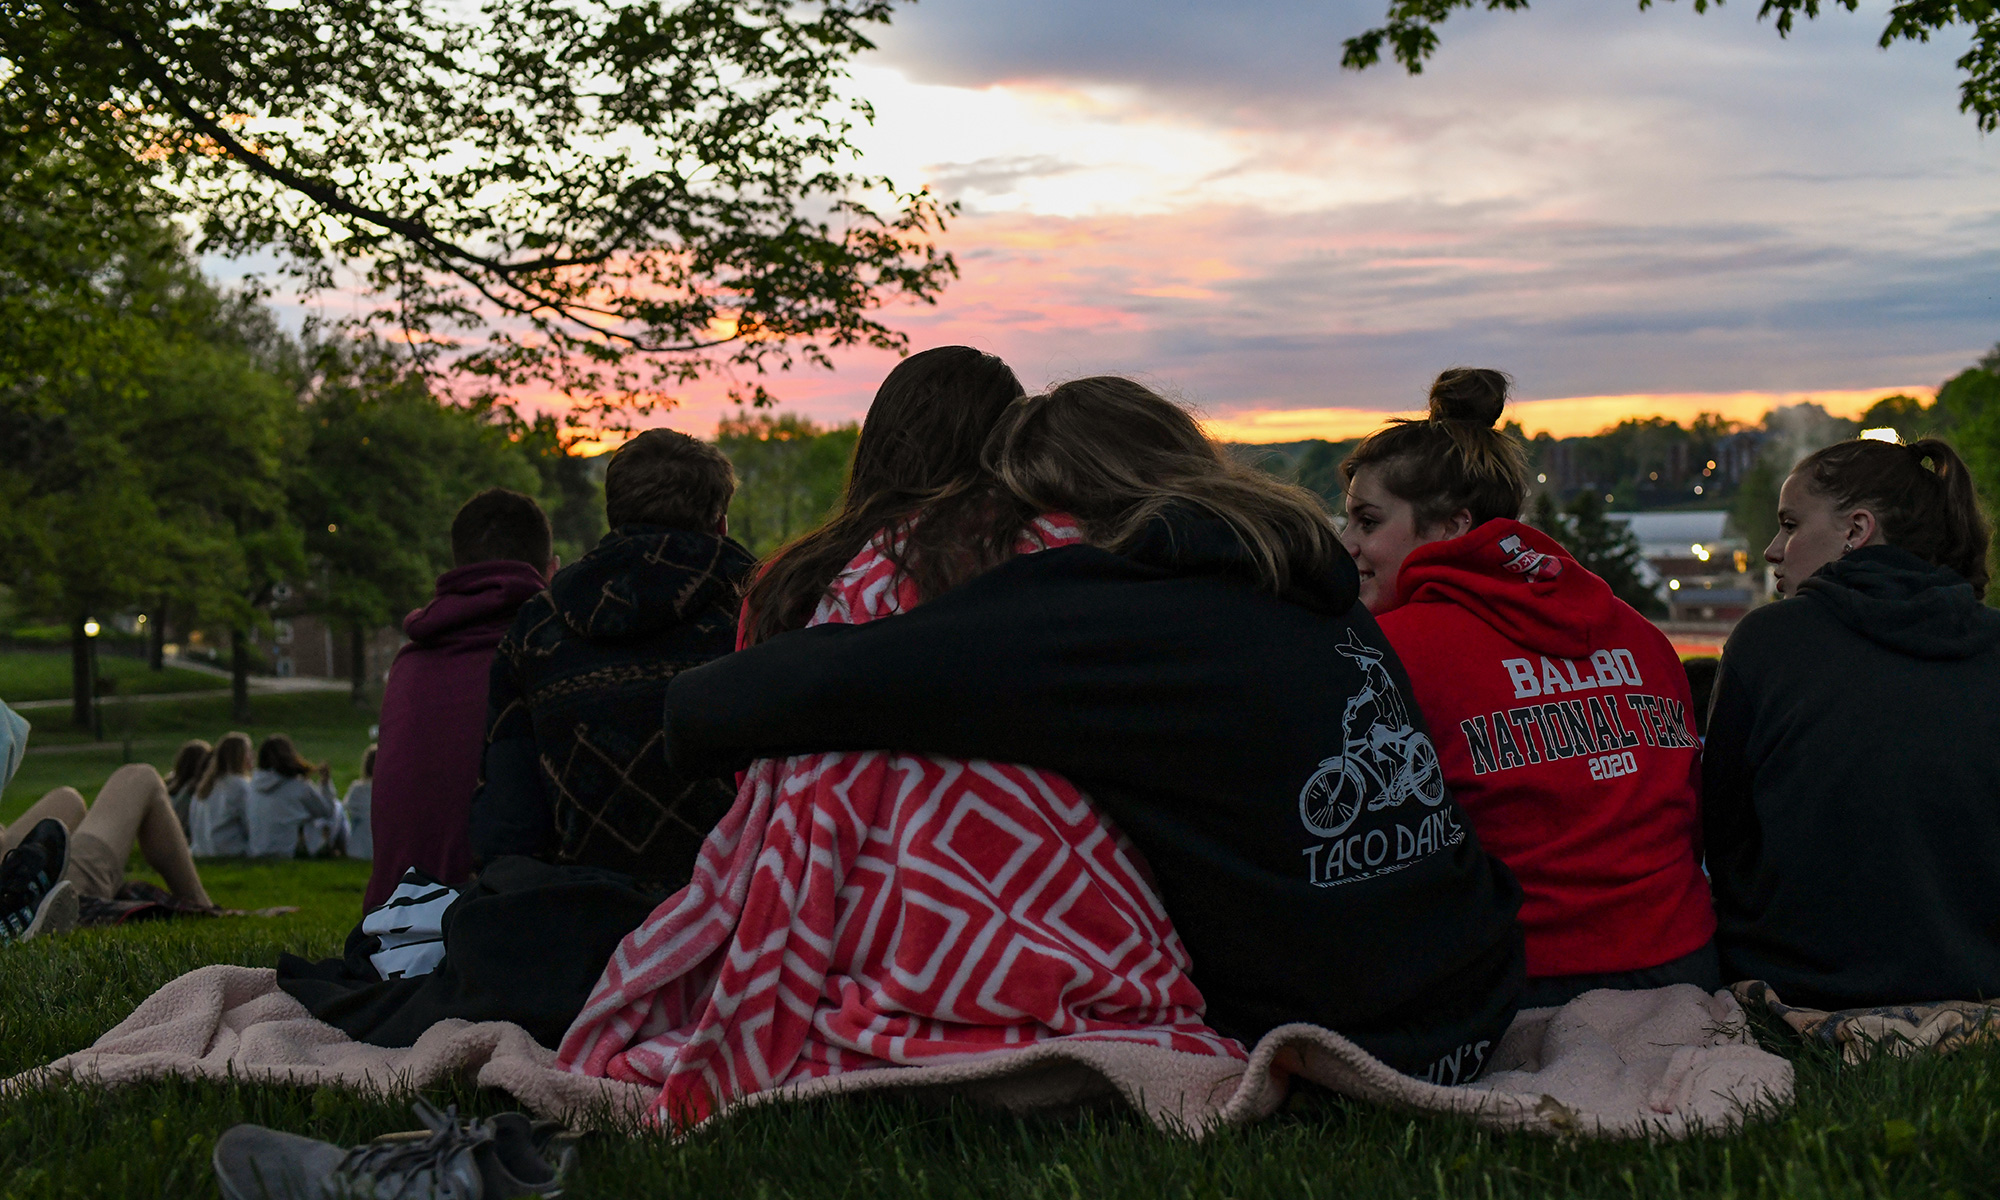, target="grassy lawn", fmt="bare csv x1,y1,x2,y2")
2,857,1997,1199
0,649,227,703
5,691,379,826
